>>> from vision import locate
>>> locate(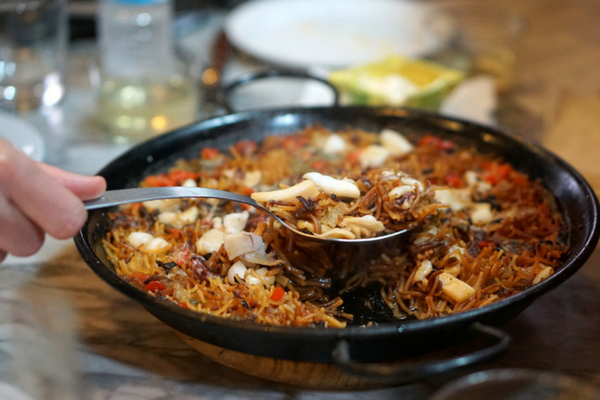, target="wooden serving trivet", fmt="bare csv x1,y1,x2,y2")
177,333,388,389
